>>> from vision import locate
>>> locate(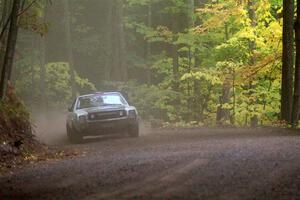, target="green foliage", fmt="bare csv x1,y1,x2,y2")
45,63,73,105
123,0,283,126
12,0,285,127
17,0,49,36
100,81,177,121
14,61,96,108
